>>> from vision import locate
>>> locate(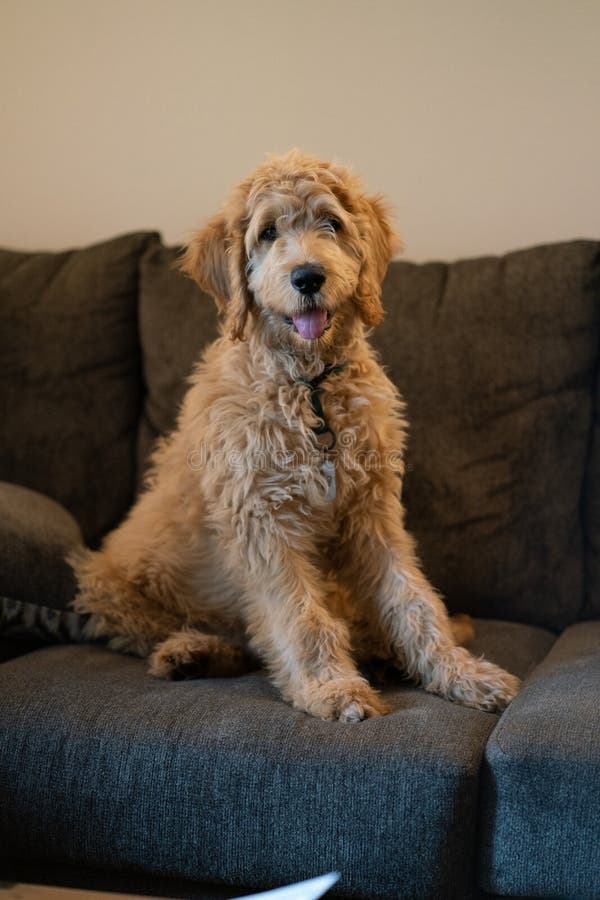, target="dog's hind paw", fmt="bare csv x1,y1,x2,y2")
149,629,254,680
300,676,390,722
